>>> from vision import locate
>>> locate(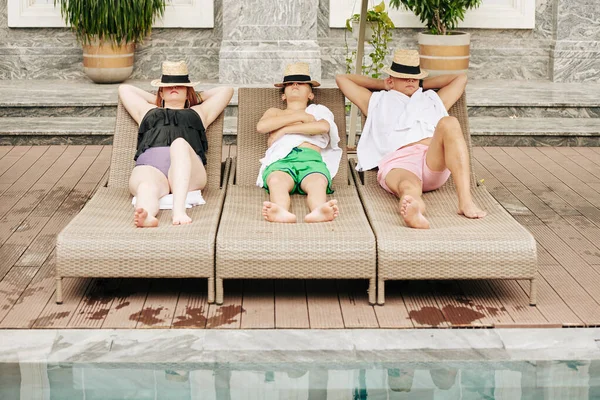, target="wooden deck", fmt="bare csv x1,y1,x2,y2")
0,145,599,329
